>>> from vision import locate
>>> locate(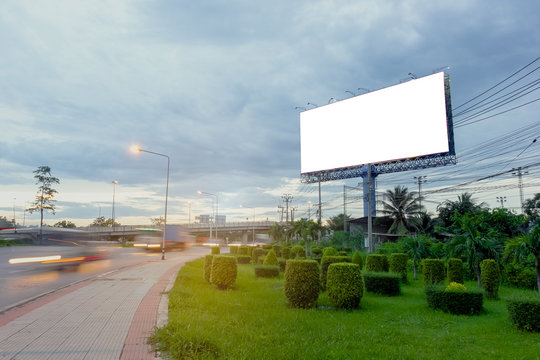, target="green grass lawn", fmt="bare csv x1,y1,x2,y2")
150,258,540,360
